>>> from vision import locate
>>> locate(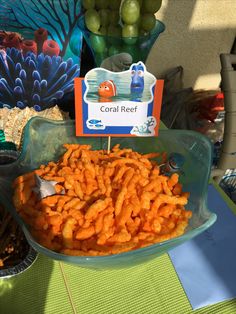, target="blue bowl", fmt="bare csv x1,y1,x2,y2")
0,117,217,269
